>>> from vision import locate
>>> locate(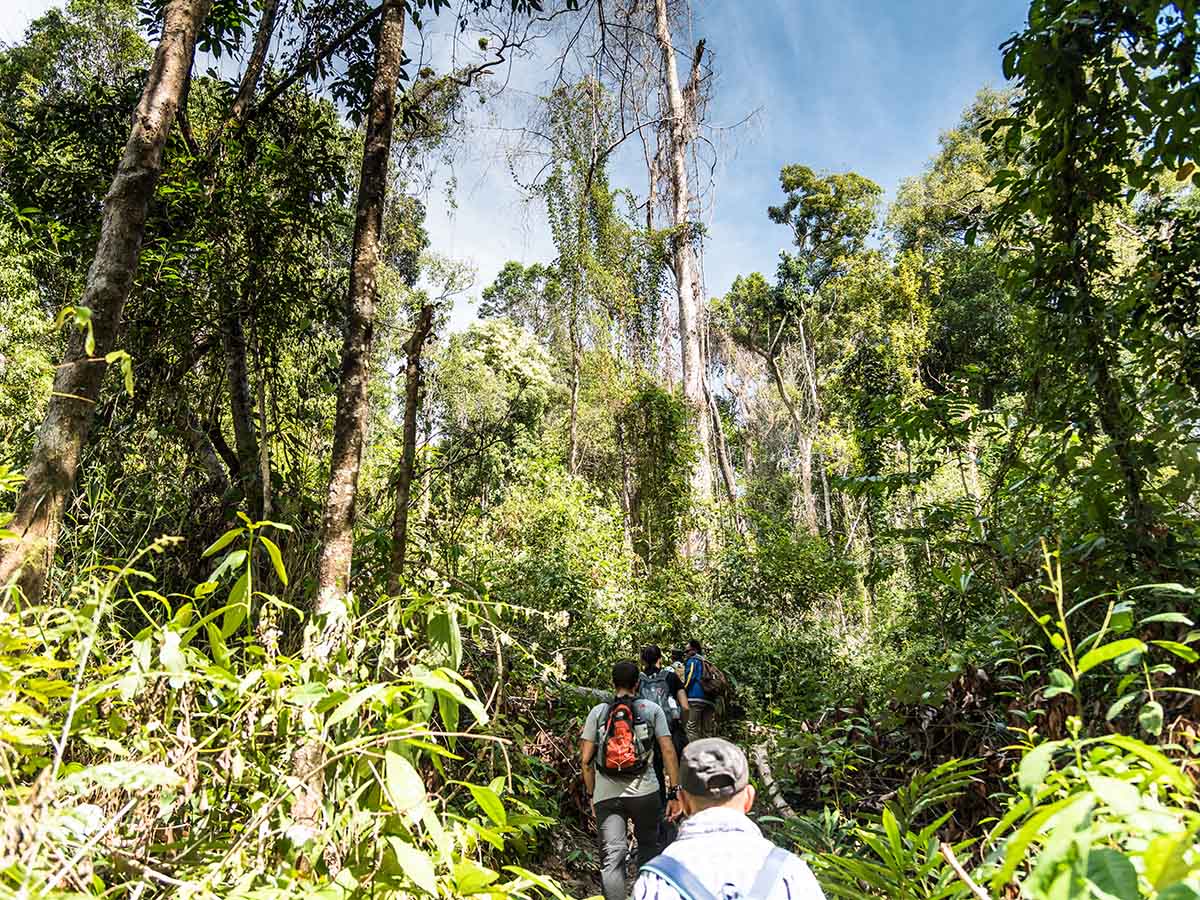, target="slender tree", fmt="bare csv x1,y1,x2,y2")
0,0,213,603
388,301,435,592
310,0,408,646
652,0,713,520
